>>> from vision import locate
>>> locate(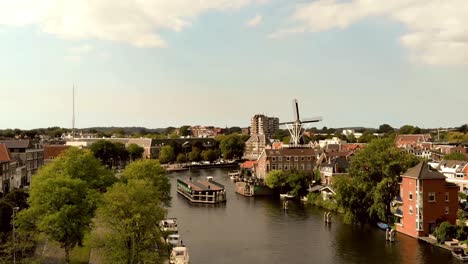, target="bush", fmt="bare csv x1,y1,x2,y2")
436,221,458,243
457,227,468,241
